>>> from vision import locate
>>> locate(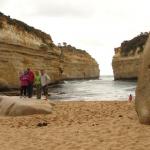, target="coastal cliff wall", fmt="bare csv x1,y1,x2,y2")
112,56,141,80
112,33,149,80
0,13,99,89
59,46,99,80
